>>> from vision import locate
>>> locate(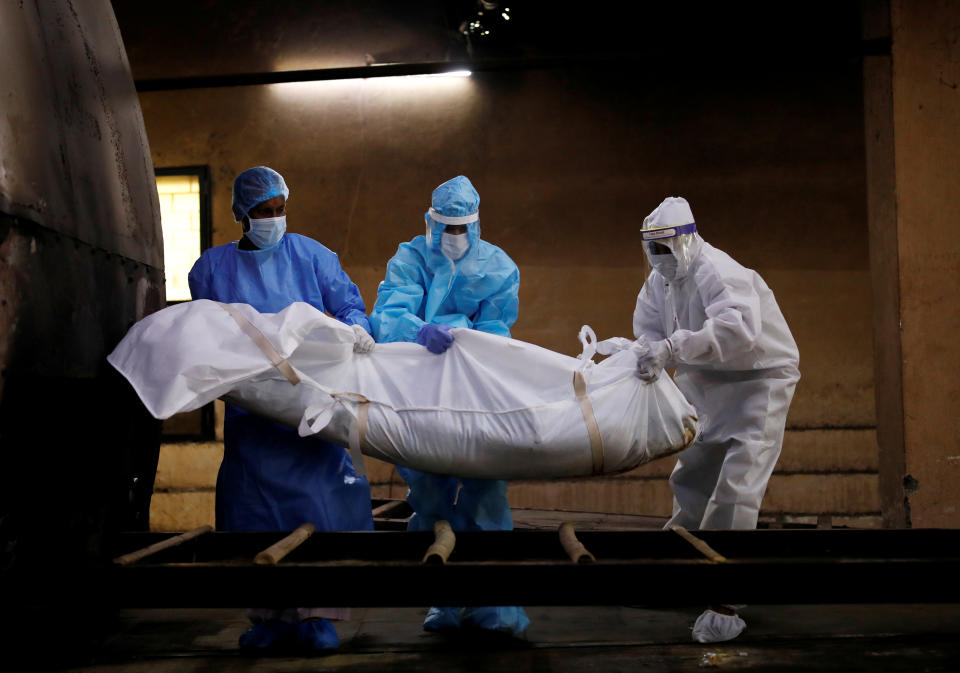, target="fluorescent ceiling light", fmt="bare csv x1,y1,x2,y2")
421,70,472,78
